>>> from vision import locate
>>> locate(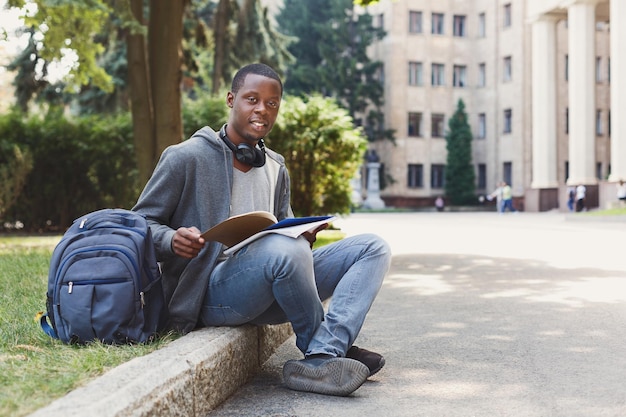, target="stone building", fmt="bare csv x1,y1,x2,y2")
361,0,621,211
